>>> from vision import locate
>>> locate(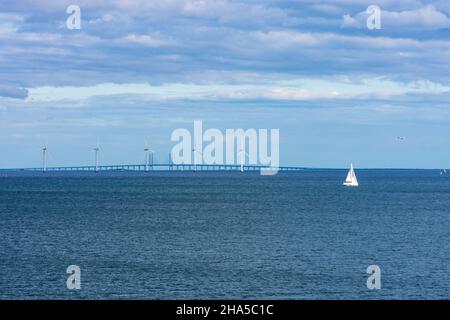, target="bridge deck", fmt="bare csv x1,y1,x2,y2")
3,163,306,172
